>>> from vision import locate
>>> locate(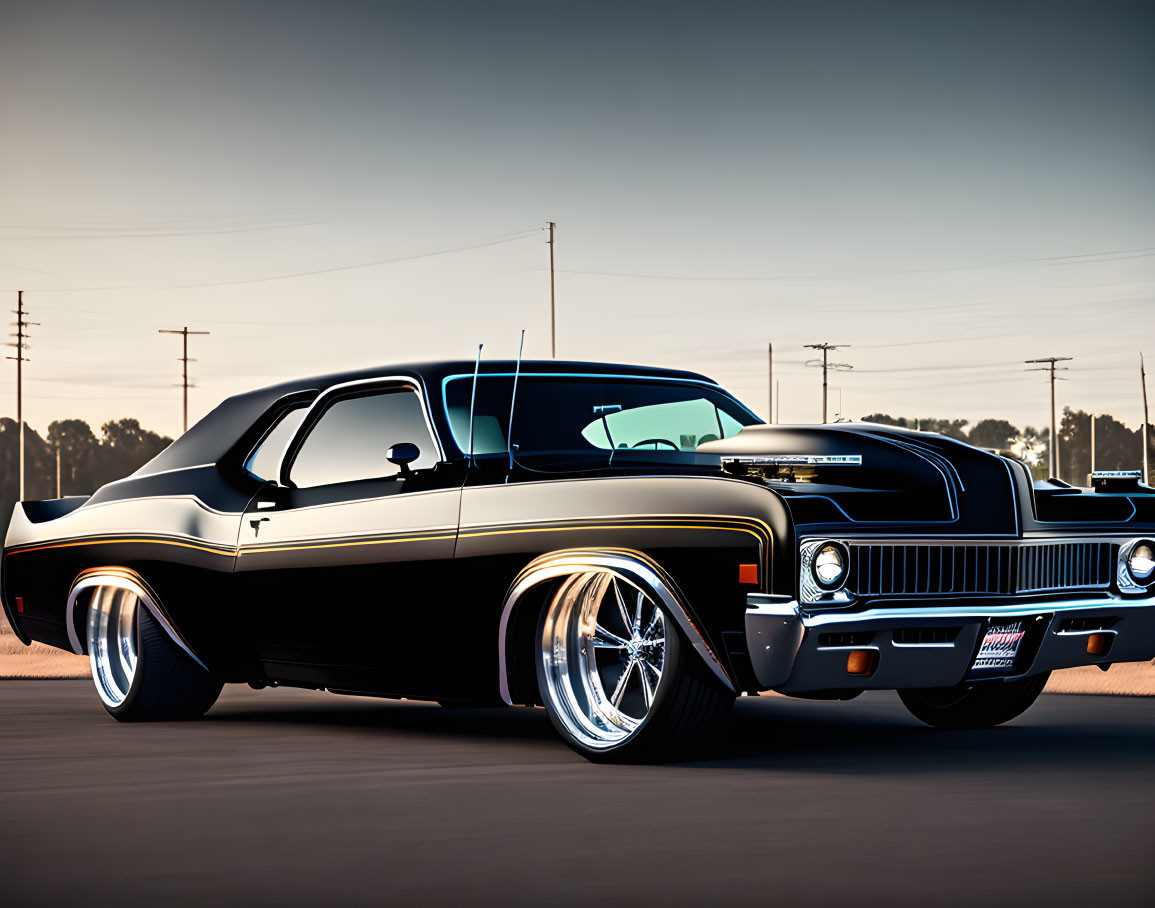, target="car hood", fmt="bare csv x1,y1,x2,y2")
698,424,1022,532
